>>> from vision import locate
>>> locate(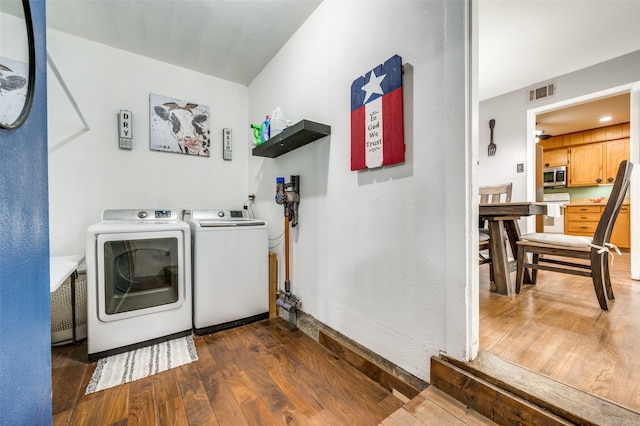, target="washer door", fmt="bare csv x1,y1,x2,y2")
97,230,185,322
